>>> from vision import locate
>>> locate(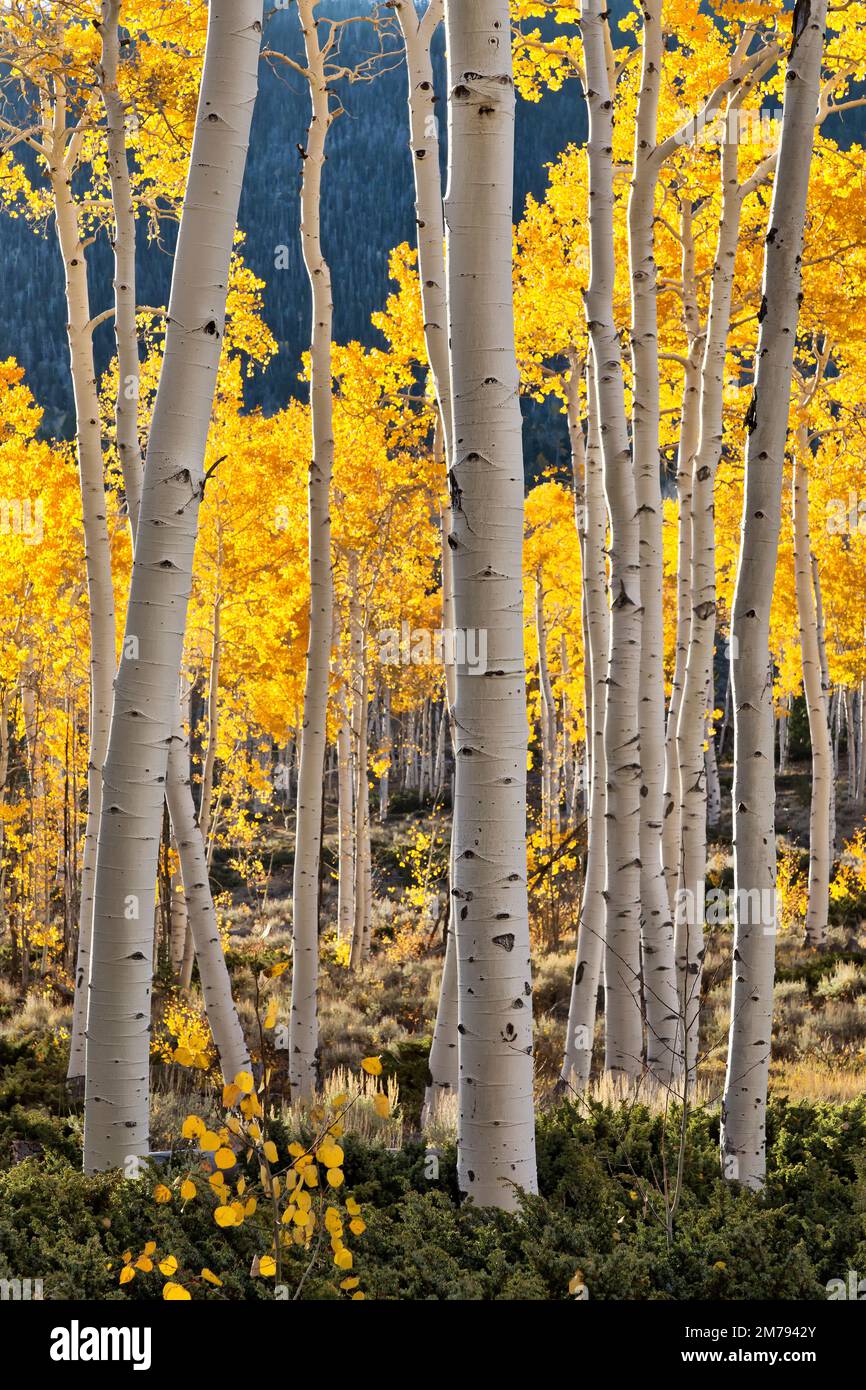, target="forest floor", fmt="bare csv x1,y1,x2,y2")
1,756,866,1300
